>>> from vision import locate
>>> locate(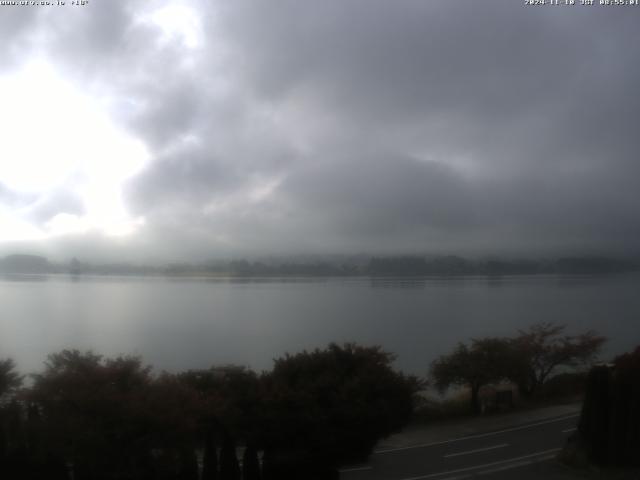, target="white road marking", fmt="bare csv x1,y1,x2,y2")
339,465,373,473
443,443,509,458
375,413,579,454
562,427,577,433
437,452,560,479
398,448,561,480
